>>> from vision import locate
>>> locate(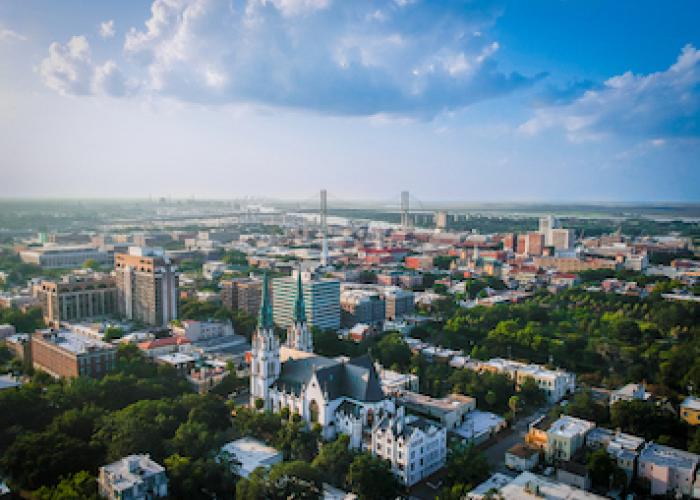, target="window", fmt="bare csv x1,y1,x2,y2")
309,400,320,423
